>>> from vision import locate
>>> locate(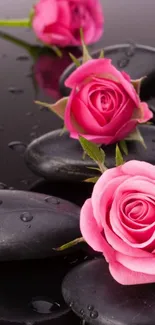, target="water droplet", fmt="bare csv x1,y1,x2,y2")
90,310,98,319
9,187,15,190
69,301,74,308
39,105,49,112
117,57,129,69
81,320,86,325
16,55,29,61
30,132,36,138
8,141,26,154
0,182,8,189
87,305,94,311
125,42,136,57
8,87,24,94
20,212,33,222
80,309,84,315
0,200,3,205
45,196,60,204
26,111,33,116
30,297,60,314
